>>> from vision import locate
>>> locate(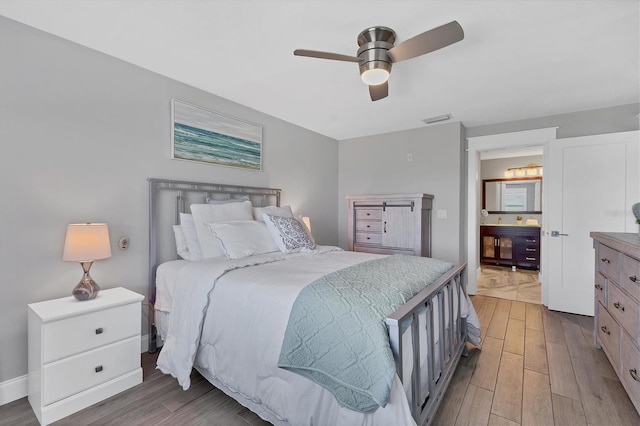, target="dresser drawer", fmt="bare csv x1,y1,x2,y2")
43,336,140,406
355,232,381,245
598,244,620,282
598,303,621,368
621,331,640,412
43,303,140,363
355,208,382,220
608,283,639,340
595,273,606,307
620,254,640,302
355,221,382,232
